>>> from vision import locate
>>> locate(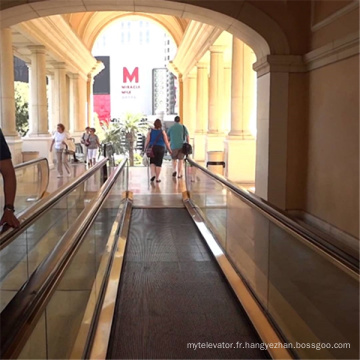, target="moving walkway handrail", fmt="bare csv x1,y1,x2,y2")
1,157,50,207
0,158,128,360
13,157,48,170
186,158,359,275
0,157,108,250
